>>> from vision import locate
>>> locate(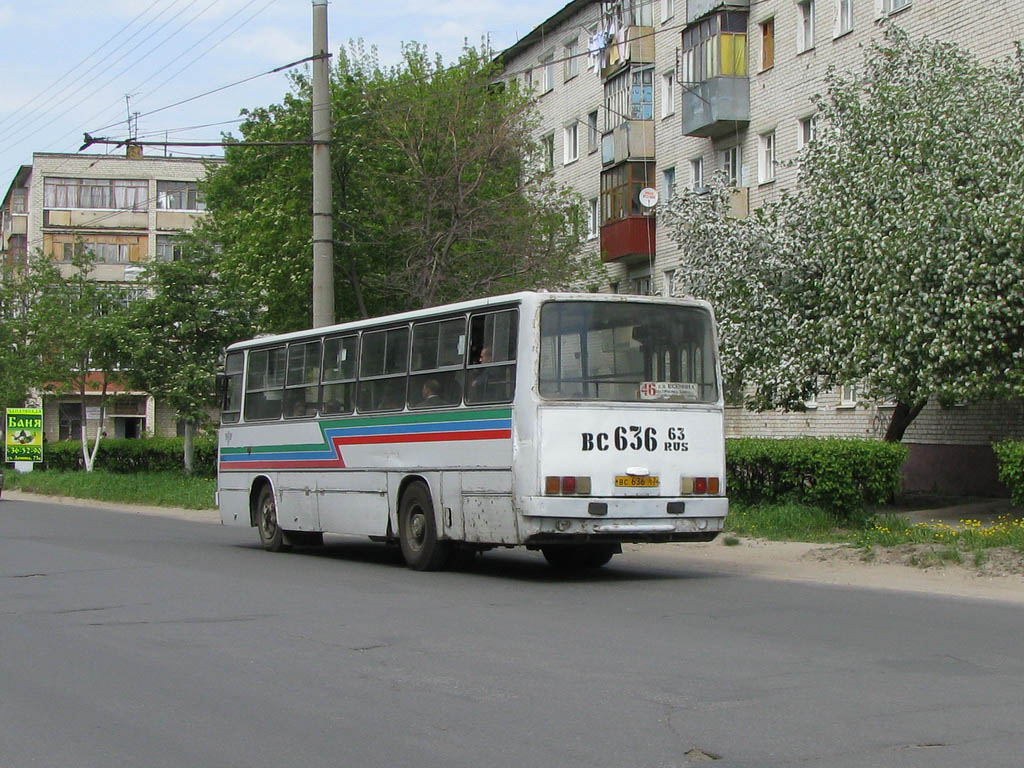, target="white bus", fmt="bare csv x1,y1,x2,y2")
216,291,728,570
